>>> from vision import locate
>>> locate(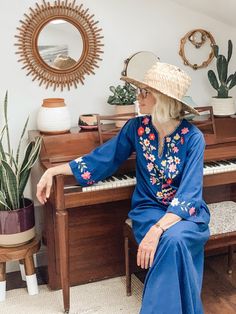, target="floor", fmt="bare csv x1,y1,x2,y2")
6,253,236,313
